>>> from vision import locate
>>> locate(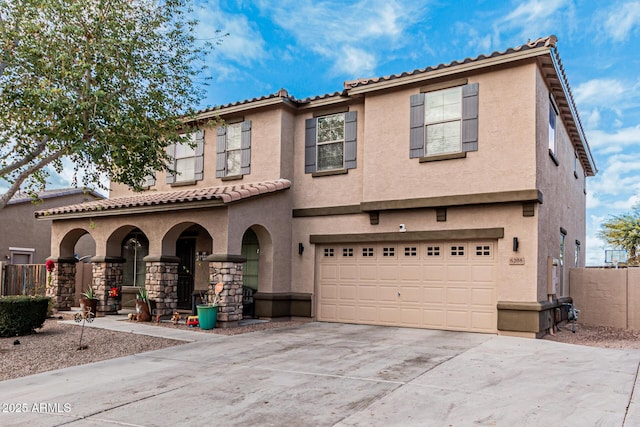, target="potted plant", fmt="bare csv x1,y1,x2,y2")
135,287,152,322
80,286,98,315
197,282,223,330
